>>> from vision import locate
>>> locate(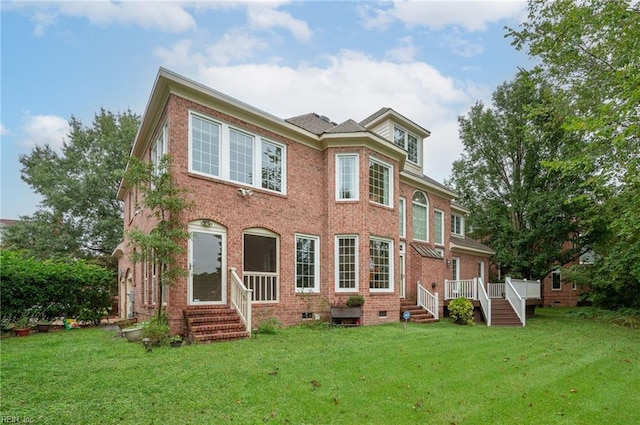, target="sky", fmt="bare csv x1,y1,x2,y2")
0,0,532,220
